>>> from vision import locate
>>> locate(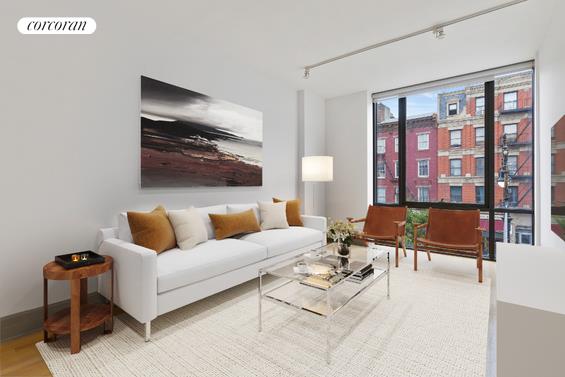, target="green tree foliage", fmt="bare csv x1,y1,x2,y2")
405,208,428,248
